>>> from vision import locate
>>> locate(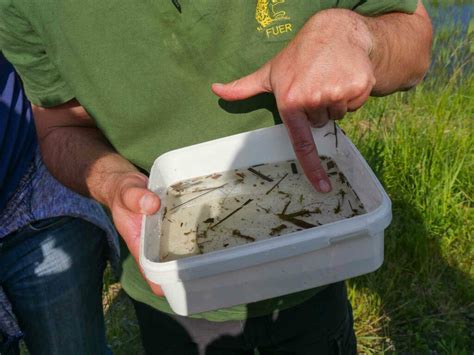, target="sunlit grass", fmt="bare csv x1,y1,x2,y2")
342,13,473,352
